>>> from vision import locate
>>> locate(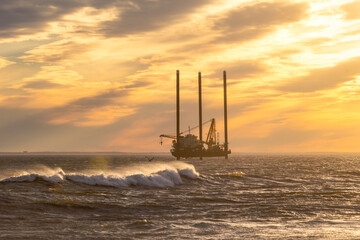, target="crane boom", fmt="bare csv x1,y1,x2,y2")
159,118,216,146
160,118,213,139
159,134,176,139
179,118,213,135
